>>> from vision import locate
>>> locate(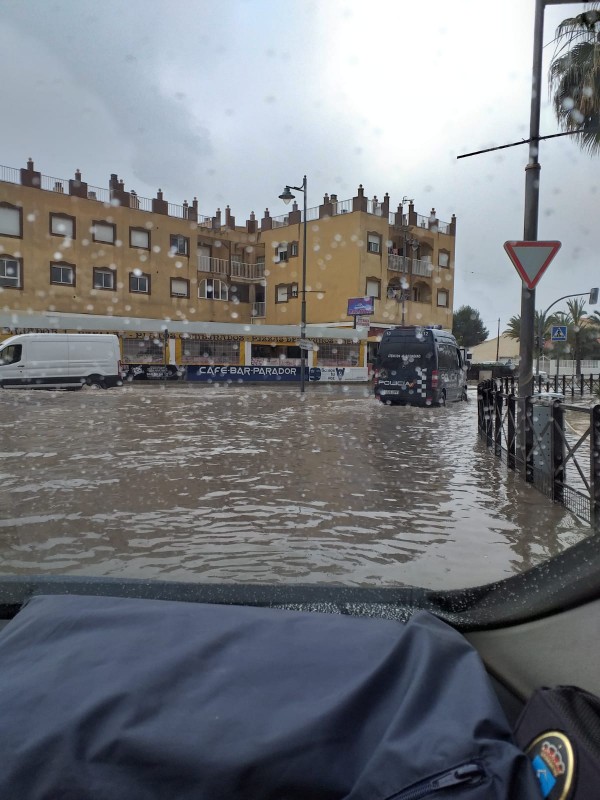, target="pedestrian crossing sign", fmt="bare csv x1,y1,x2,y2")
551,325,567,342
